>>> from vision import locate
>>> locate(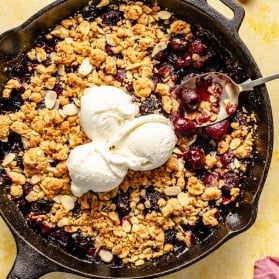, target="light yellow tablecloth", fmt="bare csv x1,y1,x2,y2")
0,0,278,278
